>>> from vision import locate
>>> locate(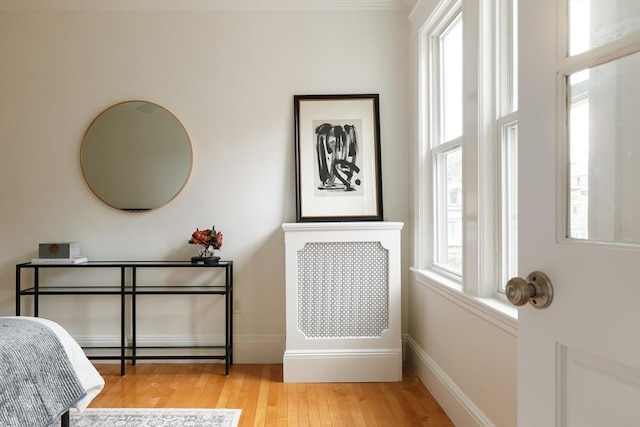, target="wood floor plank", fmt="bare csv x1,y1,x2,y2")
286,383,300,426
305,384,321,426
264,365,283,426
274,370,289,427
237,364,262,426
218,365,245,408
380,380,421,425
325,384,344,427
296,383,310,426
344,383,369,427
89,363,454,427
250,364,271,427
312,383,333,426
